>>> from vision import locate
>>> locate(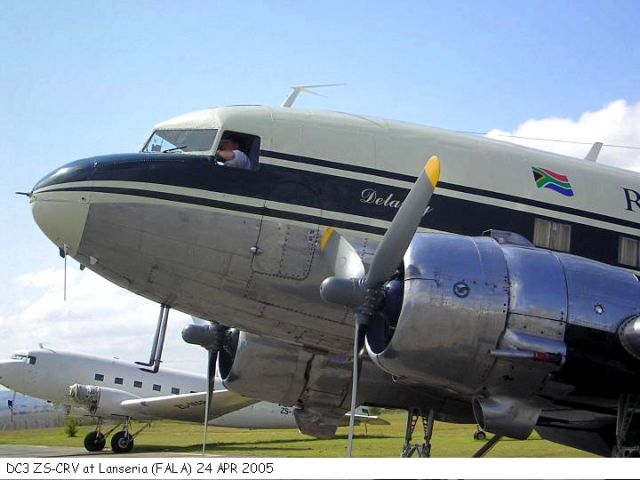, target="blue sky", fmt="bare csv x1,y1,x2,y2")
1,0,639,369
